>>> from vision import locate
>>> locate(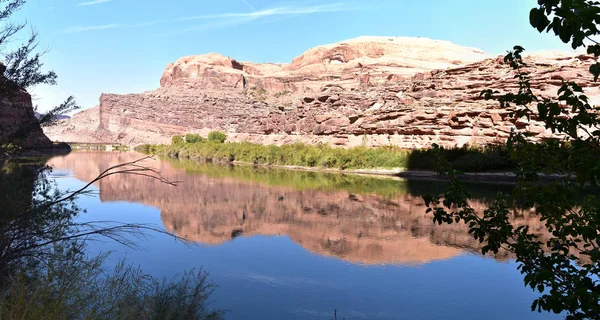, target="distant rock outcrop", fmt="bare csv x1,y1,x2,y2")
44,37,597,148
0,63,52,147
